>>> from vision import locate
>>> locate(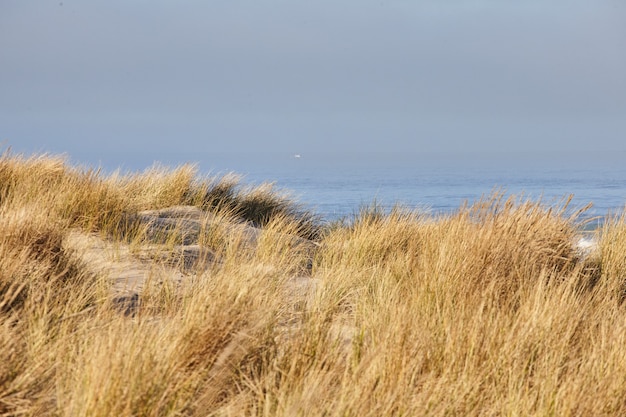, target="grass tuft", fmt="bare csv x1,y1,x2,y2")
2,151,626,416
